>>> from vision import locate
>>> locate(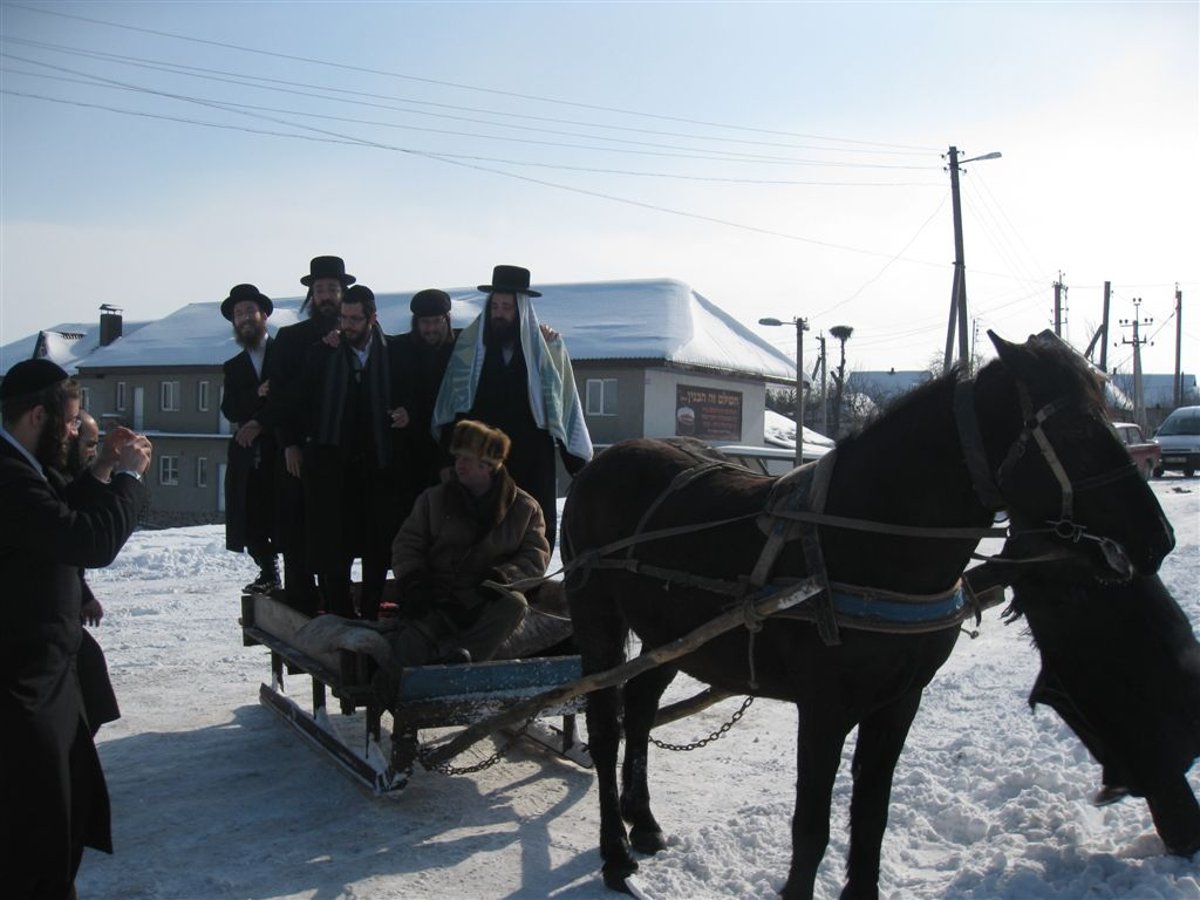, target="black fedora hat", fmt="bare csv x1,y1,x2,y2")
410,288,452,317
477,265,541,298
220,284,273,321
1,358,70,402
300,255,356,288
